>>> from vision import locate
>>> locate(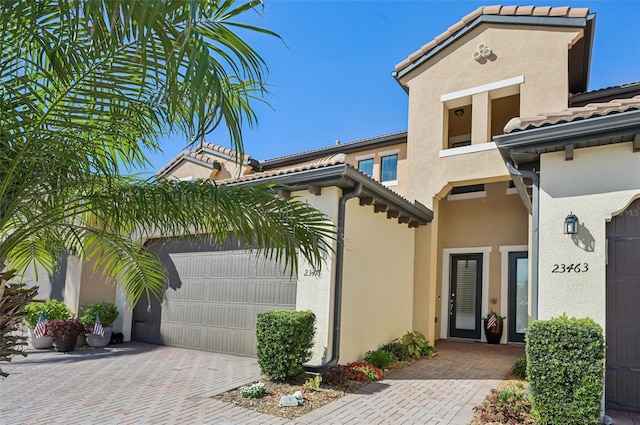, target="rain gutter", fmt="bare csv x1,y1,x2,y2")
305,183,364,372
